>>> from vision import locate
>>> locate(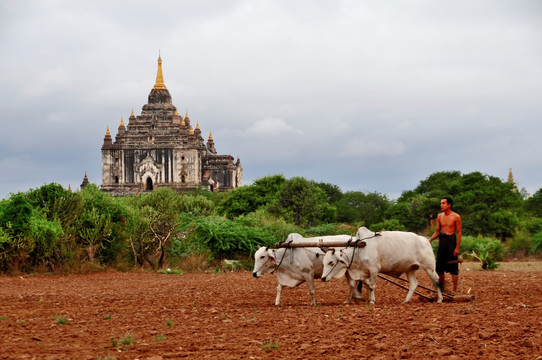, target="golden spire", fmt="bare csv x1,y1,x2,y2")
189,126,194,135
175,109,178,116
508,167,515,184
131,108,135,117
120,117,124,127
106,126,111,136
153,54,167,90
196,121,200,130
181,116,186,126
209,131,213,141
